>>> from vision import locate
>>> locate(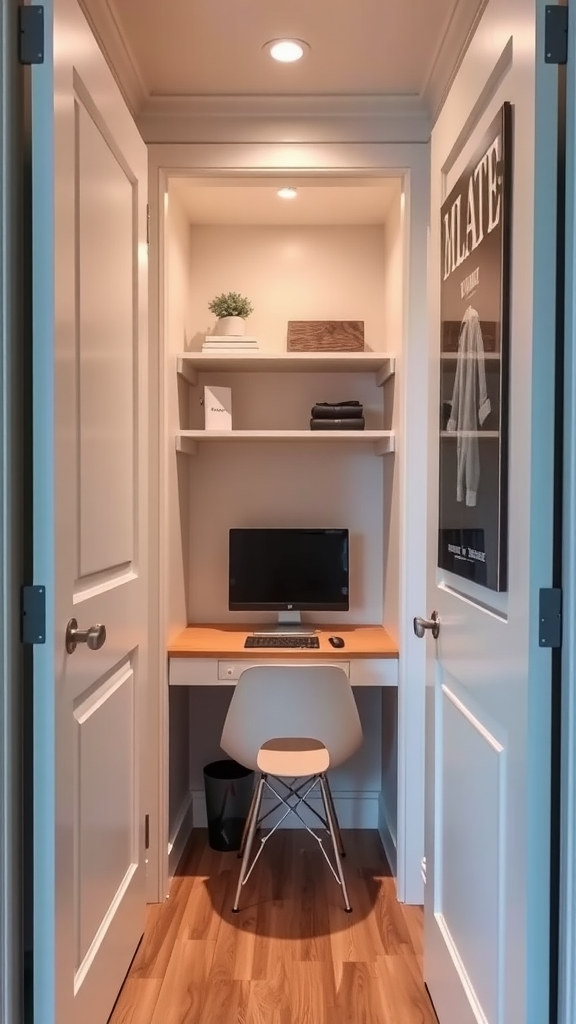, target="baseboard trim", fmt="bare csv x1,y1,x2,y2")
168,791,194,878
192,788,380,830
378,793,398,876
